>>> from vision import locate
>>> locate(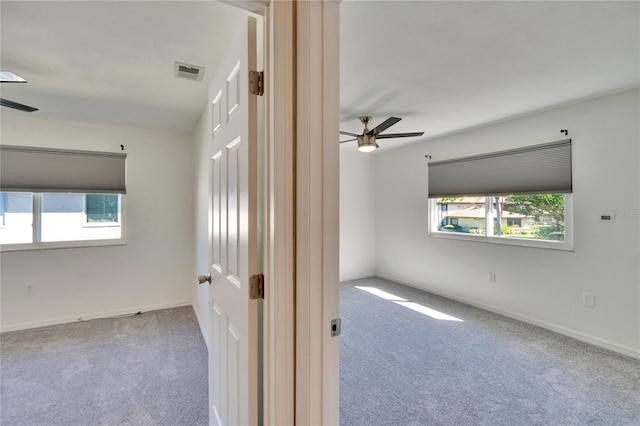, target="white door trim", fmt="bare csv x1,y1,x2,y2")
295,1,341,425
264,1,296,424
